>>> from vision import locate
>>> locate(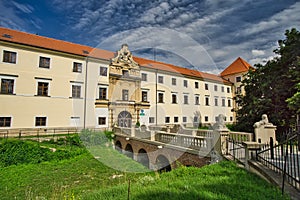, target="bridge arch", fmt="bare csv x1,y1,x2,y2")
156,154,171,172
137,148,149,168
124,143,134,159
115,140,122,152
